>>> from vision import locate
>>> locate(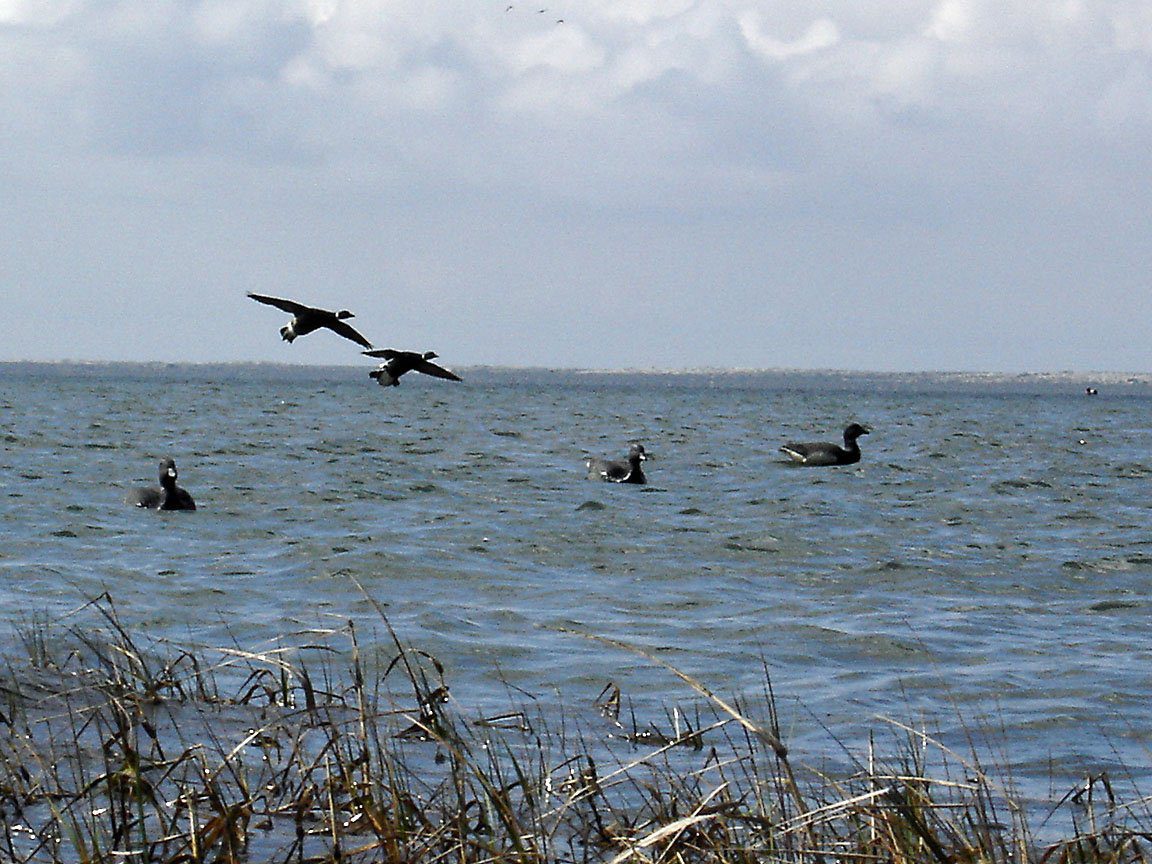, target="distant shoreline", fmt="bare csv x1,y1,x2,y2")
3,360,1149,399
1,358,1149,386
